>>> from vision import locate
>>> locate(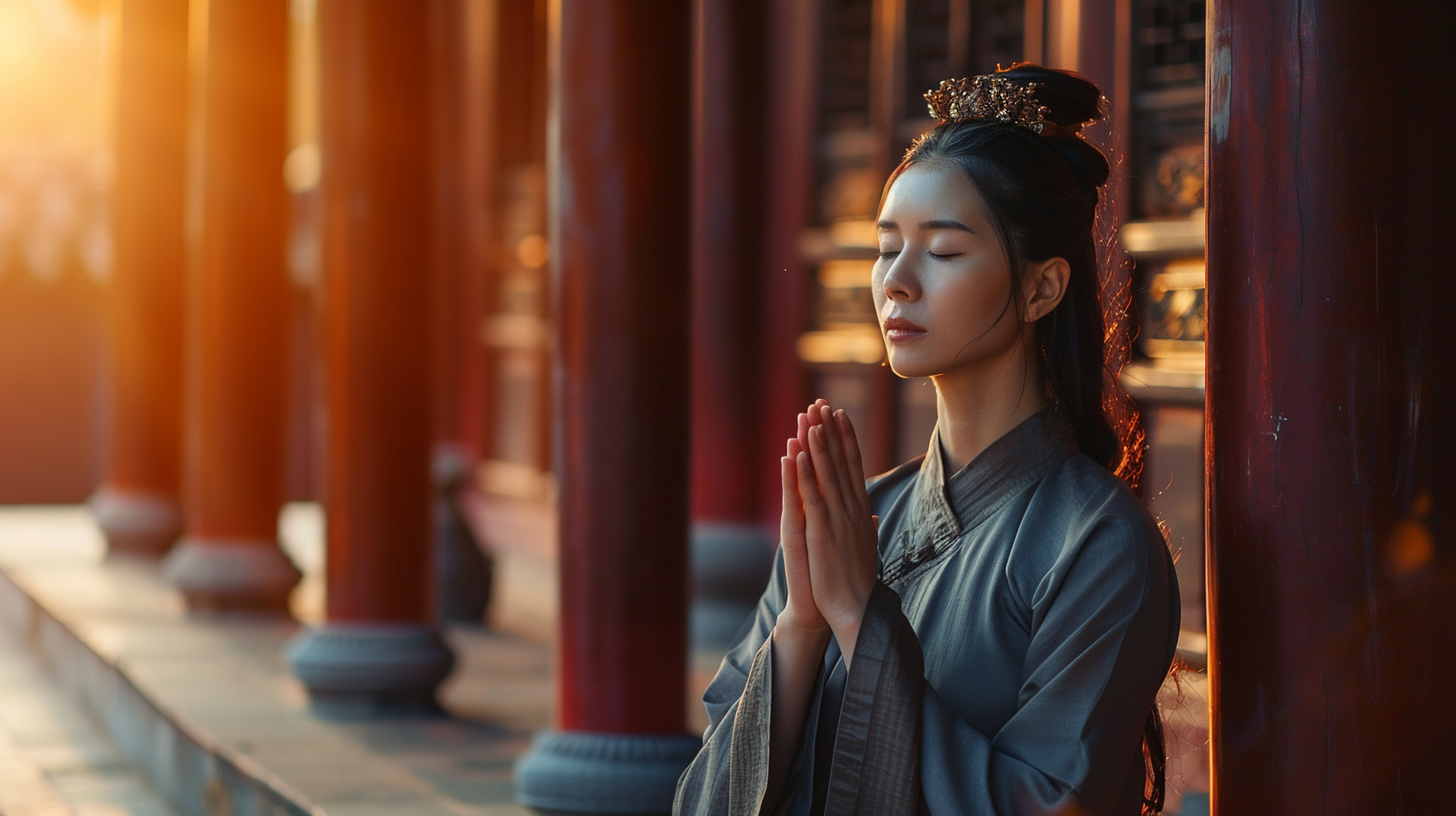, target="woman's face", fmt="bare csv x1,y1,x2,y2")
873,161,1025,380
